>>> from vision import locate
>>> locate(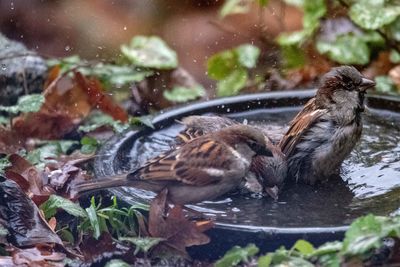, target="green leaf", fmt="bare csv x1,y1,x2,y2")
129,115,155,129
0,157,11,175
283,0,303,8
40,195,87,220
58,229,75,244
163,85,205,103
342,214,387,256
0,94,44,114
276,30,308,46
220,0,252,18
258,0,269,7
375,76,398,95
388,17,400,42
316,34,370,65
349,1,400,30
80,136,100,154
235,44,260,68
280,45,306,69
303,0,326,32
26,140,78,167
216,68,248,97
311,241,342,257
207,49,238,80
79,113,129,134
215,244,259,267
86,204,101,239
105,259,131,267
120,237,164,253
390,50,400,63
292,239,315,255
121,36,178,69
258,254,272,267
